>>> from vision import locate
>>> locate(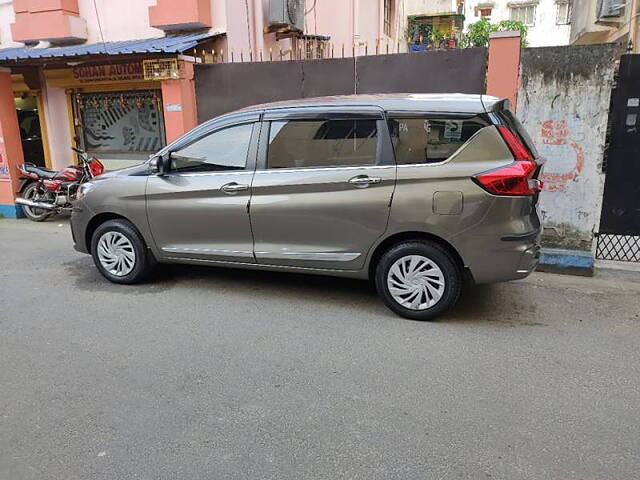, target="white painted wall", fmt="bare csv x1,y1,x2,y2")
0,0,20,48
405,0,456,15
464,0,571,47
516,45,617,253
